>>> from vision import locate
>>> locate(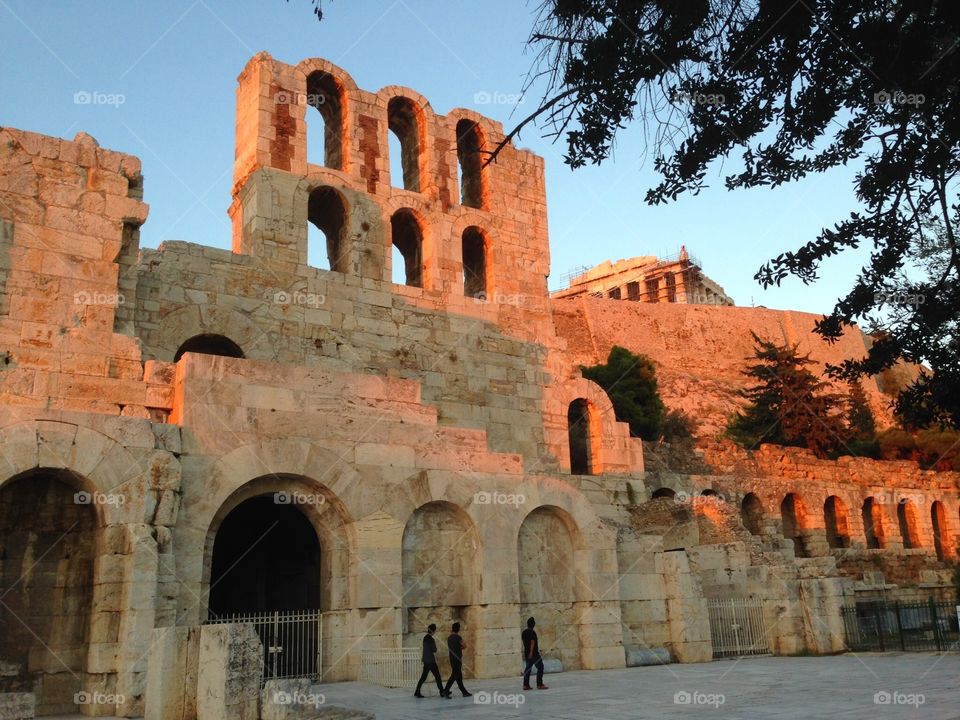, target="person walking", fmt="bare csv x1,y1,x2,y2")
521,616,548,691
443,622,472,698
414,623,446,698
